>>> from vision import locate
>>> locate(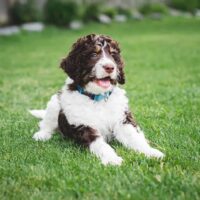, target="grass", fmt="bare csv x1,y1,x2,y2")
0,17,200,200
